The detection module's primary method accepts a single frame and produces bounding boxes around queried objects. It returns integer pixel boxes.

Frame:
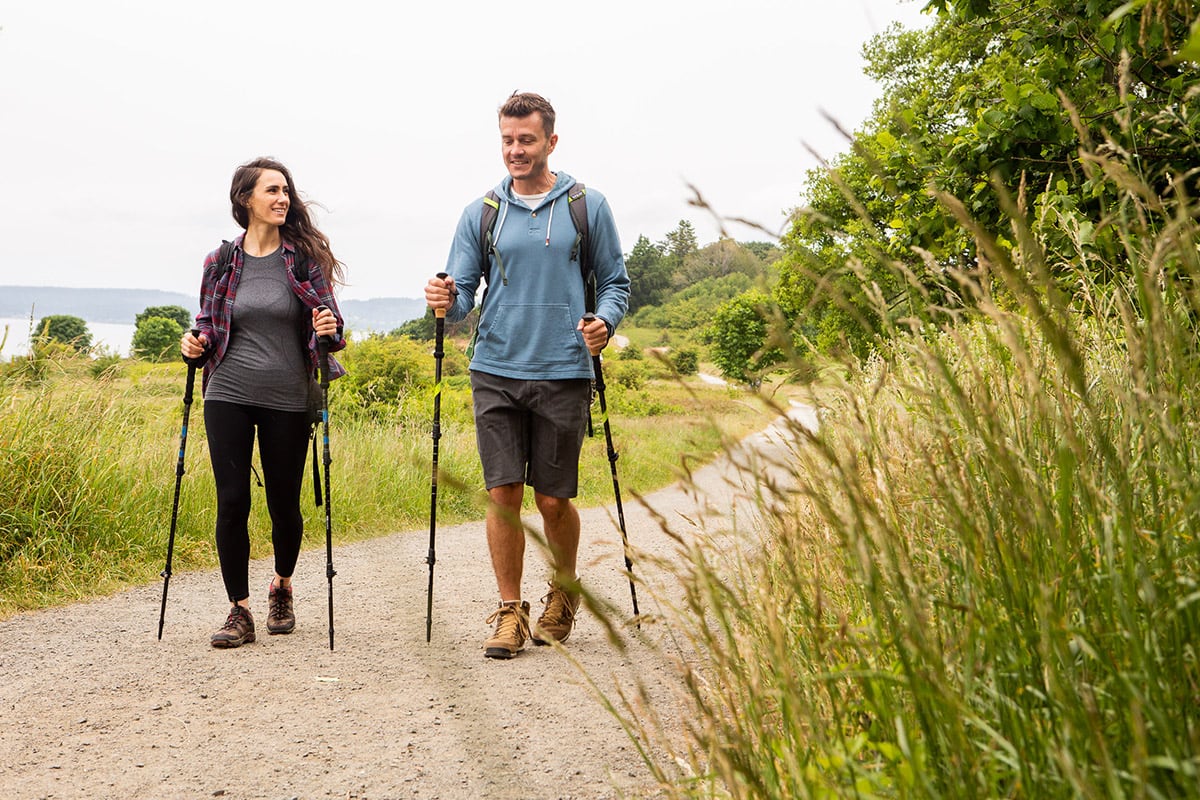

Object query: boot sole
[211,632,256,648]
[484,646,520,659]
[267,622,295,635]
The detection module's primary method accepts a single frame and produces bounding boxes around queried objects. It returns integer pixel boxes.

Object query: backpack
[478,182,595,313]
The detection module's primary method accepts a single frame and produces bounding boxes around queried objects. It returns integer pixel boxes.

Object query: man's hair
[498,91,556,136]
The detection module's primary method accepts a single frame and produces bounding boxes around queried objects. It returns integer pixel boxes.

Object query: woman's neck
[242,223,283,257]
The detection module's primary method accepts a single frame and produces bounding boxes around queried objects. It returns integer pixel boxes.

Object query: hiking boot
[484,601,530,659]
[266,582,295,634]
[532,582,581,645]
[211,605,256,648]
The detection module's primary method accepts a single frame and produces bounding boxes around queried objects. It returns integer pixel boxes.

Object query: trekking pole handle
[434,272,451,320]
[581,312,606,356]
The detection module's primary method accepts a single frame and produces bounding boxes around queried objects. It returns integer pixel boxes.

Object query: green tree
[780,0,1197,354]
[136,305,191,330]
[704,291,782,388]
[676,237,768,287]
[131,317,184,362]
[625,235,670,314]
[392,310,436,341]
[35,315,92,352]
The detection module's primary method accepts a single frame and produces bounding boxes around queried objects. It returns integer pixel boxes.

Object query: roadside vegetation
[0,330,769,617]
[585,1,1200,798]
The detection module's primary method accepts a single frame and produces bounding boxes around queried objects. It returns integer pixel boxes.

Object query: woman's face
[245,169,290,228]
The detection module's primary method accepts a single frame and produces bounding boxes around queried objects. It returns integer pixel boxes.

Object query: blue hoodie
[442,171,630,381]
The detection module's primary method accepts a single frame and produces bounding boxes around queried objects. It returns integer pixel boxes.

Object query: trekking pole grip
[315,306,332,387]
[581,312,605,357]
[434,272,450,321]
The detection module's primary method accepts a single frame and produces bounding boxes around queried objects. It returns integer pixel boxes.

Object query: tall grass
[0,349,765,617]
[601,168,1200,792]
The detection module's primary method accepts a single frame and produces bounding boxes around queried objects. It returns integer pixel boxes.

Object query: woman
[181,157,346,648]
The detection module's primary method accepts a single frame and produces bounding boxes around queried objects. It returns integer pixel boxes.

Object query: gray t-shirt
[205,247,309,412]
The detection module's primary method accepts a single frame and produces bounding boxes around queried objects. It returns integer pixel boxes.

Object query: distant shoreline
[0,317,137,360]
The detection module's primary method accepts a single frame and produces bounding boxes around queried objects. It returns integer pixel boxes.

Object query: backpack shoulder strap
[566,182,595,313]
[217,240,235,277]
[292,249,311,283]
[480,191,501,275]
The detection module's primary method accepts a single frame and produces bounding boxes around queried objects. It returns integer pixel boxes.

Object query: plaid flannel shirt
[193,233,347,395]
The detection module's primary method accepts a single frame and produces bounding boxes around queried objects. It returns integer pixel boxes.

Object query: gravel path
[0,406,812,800]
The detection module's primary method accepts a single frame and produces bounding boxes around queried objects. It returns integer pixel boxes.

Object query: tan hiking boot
[532,582,581,645]
[211,605,256,648]
[484,601,530,659]
[266,582,295,634]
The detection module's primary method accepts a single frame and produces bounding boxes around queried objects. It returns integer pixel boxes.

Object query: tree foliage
[131,317,183,362]
[35,315,92,352]
[778,0,1198,355]
[625,235,671,314]
[136,305,191,330]
[704,291,783,388]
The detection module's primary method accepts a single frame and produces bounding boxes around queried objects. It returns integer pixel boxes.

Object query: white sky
[0,0,929,301]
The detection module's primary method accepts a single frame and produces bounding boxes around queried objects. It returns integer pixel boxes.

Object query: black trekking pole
[316,308,337,651]
[426,273,451,643]
[158,329,202,640]
[583,313,640,620]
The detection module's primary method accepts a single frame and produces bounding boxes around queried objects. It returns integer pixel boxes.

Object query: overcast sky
[0,1,928,302]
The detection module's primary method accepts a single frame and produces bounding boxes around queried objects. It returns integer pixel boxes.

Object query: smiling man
[424,92,630,659]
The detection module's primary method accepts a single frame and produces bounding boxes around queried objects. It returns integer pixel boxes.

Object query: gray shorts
[470,371,592,498]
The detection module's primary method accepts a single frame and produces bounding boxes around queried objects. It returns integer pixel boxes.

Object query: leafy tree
[392,310,436,341]
[132,316,184,362]
[35,315,92,352]
[661,219,699,262]
[625,235,670,314]
[779,0,1197,354]
[676,237,769,288]
[704,291,782,388]
[136,305,191,330]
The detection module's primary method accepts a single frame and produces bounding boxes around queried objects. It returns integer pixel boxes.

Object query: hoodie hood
[495,171,575,207]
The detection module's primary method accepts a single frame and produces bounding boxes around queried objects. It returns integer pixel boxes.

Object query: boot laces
[269,586,291,618]
[221,606,247,631]
[486,603,529,640]
[540,585,576,626]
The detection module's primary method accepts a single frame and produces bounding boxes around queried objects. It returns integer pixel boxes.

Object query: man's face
[500,112,557,184]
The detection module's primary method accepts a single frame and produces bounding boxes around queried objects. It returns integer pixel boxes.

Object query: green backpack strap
[477,181,592,311]
[480,191,504,289]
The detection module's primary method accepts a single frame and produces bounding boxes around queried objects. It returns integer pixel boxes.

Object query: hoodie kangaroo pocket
[480,304,583,367]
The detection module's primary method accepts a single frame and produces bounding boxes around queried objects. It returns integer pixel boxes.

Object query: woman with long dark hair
[181,157,346,648]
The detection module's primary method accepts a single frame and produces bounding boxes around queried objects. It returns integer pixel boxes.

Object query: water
[0,317,138,360]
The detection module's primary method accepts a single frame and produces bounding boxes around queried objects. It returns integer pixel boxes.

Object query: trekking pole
[583,313,640,620]
[158,328,202,640]
[426,273,452,643]
[316,307,337,651]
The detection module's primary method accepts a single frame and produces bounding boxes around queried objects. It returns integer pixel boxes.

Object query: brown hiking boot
[266,582,295,634]
[532,582,581,645]
[211,605,256,648]
[484,601,530,659]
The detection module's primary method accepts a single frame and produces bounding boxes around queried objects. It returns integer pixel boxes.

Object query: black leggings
[204,400,312,603]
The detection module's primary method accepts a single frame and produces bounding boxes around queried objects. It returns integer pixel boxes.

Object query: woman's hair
[229,157,345,286]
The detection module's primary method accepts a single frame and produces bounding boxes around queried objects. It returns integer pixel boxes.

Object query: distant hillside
[0,286,425,334]
[340,297,426,334]
[1,286,196,324]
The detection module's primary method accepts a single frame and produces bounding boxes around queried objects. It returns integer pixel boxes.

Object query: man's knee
[489,482,525,510]
[534,492,573,521]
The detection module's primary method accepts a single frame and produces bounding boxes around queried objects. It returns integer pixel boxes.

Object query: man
[425,92,630,659]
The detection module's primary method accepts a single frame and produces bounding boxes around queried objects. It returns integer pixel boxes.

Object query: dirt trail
[0,407,812,800]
